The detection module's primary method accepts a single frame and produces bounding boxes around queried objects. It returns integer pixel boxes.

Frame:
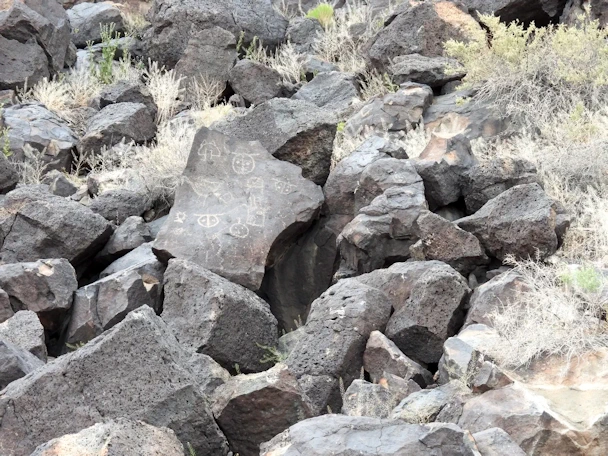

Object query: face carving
[232,154,256,175]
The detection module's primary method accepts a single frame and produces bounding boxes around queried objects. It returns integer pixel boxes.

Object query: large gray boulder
[161,258,277,373]
[0,153,18,194]
[212,363,314,456]
[99,241,159,278]
[293,71,361,118]
[153,127,324,291]
[461,0,568,24]
[0,0,71,89]
[457,183,569,261]
[98,81,158,119]
[88,188,150,224]
[145,0,288,69]
[0,339,44,389]
[0,259,77,336]
[0,310,46,361]
[342,378,413,419]
[95,215,153,265]
[228,59,284,106]
[214,98,337,185]
[389,53,464,88]
[365,1,480,71]
[30,419,185,456]
[66,2,125,48]
[79,102,156,155]
[472,428,526,456]
[3,103,78,172]
[0,186,113,267]
[261,415,480,455]
[0,306,229,456]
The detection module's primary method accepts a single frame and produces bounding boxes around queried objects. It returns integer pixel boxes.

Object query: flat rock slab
[154,127,324,290]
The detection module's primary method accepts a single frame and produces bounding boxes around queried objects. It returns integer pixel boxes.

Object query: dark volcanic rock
[153,127,324,291]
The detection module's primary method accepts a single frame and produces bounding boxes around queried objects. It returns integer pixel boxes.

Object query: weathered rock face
[161,258,277,373]
[41,170,78,197]
[98,81,158,119]
[345,84,433,136]
[0,0,71,89]
[0,154,18,194]
[0,288,13,323]
[365,1,480,71]
[228,59,284,106]
[0,310,46,361]
[88,189,150,224]
[462,0,568,24]
[30,419,185,456]
[79,102,157,155]
[214,98,337,185]
[65,260,164,345]
[212,364,314,456]
[293,71,361,118]
[0,186,113,267]
[0,259,77,336]
[3,104,78,172]
[66,2,125,48]
[0,339,44,389]
[95,215,153,265]
[99,241,159,278]
[285,279,392,413]
[472,428,526,456]
[0,306,229,456]
[286,16,323,53]
[457,183,569,261]
[389,53,465,88]
[261,415,480,455]
[145,0,288,69]
[410,210,489,276]
[363,330,433,387]
[175,26,237,88]
[153,127,324,291]
[342,379,413,419]
[562,0,608,26]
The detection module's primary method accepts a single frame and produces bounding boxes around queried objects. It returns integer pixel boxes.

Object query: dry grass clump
[244,39,305,84]
[487,257,608,368]
[144,61,184,124]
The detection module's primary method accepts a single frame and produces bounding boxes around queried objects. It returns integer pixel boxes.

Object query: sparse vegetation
[89,23,122,84]
[306,3,335,29]
[256,343,287,365]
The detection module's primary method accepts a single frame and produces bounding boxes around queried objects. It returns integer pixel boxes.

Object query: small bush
[307,3,334,29]
[144,60,184,124]
[89,22,122,84]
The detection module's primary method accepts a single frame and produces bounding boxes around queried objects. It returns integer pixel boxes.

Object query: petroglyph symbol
[246,206,266,227]
[195,214,221,228]
[273,179,296,194]
[218,192,234,204]
[188,178,221,198]
[246,176,264,188]
[174,227,185,236]
[197,140,224,162]
[232,153,257,175]
[174,211,187,224]
[229,219,250,238]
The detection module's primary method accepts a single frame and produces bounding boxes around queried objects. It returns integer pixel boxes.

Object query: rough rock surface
[0,310,47,361]
[161,258,277,373]
[472,427,526,456]
[228,59,284,105]
[0,339,44,389]
[153,127,324,290]
[389,53,465,87]
[293,71,360,118]
[30,418,185,456]
[214,98,337,184]
[0,306,229,456]
[67,2,125,48]
[95,215,153,264]
[462,0,568,24]
[88,189,150,224]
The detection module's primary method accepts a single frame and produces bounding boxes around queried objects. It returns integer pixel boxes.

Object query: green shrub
[89,22,122,84]
[307,3,334,29]
[561,265,605,293]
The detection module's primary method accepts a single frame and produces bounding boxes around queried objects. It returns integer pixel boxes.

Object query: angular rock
[342,379,410,419]
[88,189,150,224]
[96,215,153,264]
[0,306,229,456]
[0,259,77,335]
[0,186,113,266]
[413,134,477,210]
[293,71,360,118]
[0,0,71,88]
[392,380,473,424]
[457,183,568,261]
[389,53,465,87]
[463,157,541,214]
[285,278,392,413]
[186,352,232,398]
[65,260,164,345]
[145,0,288,69]
[98,81,157,119]
[302,54,340,78]
[99,241,158,278]
[337,185,427,275]
[30,419,185,456]
[228,59,284,106]
[286,17,323,53]
[41,169,78,197]
[212,363,314,456]
[464,271,529,327]
[0,153,18,194]
[0,339,44,389]
[364,330,433,387]
[462,0,567,24]
[153,127,324,290]
[0,288,14,323]
[175,26,237,88]
[376,261,470,365]
[79,102,156,155]
[261,415,480,455]
[472,428,526,456]
[214,98,337,185]
[67,2,125,48]
[0,310,46,361]
[345,83,433,136]
[365,1,480,70]
[410,210,489,275]
[161,258,277,373]
[3,104,78,171]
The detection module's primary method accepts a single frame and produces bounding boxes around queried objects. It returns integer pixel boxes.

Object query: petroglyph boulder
[153,127,324,290]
